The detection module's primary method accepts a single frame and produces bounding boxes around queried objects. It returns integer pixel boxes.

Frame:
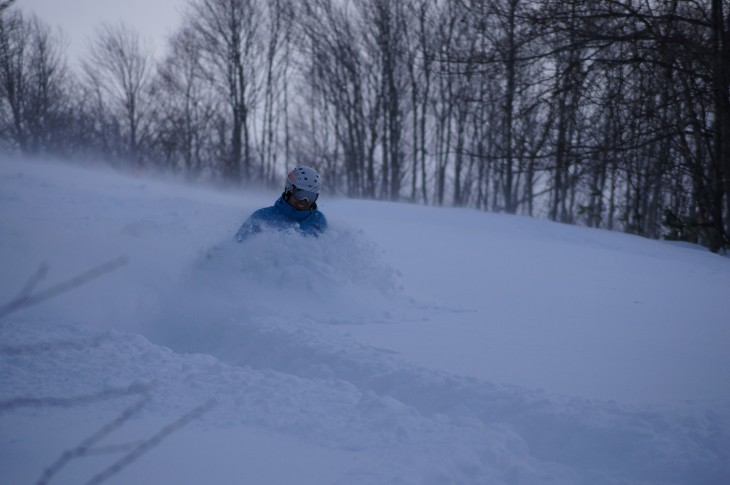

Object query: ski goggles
[292,188,318,203]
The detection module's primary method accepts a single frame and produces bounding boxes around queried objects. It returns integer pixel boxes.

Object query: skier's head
[284,166,321,210]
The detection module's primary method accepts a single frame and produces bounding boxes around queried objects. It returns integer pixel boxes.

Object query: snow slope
[1,157,729,484]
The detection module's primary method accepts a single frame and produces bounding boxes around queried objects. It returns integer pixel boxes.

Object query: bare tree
[83,23,154,166]
[256,0,296,184]
[0,8,33,151]
[403,0,437,203]
[298,0,372,196]
[0,7,70,154]
[155,24,219,176]
[188,0,263,181]
[359,0,411,201]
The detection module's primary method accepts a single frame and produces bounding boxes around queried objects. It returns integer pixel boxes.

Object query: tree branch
[0,256,129,320]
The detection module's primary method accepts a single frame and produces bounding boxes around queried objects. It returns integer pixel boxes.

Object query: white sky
[18,0,187,62]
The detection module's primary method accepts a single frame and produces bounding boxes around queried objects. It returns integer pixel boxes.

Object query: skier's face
[288,188,317,210]
[289,196,312,210]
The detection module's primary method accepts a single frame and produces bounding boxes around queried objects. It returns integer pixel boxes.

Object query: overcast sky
[19,0,187,62]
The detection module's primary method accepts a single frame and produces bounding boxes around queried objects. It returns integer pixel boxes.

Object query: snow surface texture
[1,157,729,484]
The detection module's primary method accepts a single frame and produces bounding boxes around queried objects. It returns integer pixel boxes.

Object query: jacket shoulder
[252,205,281,220]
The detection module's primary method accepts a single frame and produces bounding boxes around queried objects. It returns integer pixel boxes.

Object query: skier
[234,166,328,242]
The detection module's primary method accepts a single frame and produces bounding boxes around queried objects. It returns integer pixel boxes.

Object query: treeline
[1,0,728,252]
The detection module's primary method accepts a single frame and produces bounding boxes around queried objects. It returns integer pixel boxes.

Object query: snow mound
[200,225,401,301]
[147,226,409,357]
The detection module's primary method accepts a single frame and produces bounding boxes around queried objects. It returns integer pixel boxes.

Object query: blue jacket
[235,196,328,242]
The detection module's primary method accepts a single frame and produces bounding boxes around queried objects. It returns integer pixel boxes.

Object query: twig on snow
[84,399,218,485]
[35,397,151,485]
[0,256,129,320]
[0,384,151,414]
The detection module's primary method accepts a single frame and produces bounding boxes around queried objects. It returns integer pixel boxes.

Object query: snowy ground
[1,157,729,484]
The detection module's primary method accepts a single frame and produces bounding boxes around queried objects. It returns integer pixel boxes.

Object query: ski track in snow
[1,158,729,484]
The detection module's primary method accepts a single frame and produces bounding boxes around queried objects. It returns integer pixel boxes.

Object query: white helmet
[285,166,321,194]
